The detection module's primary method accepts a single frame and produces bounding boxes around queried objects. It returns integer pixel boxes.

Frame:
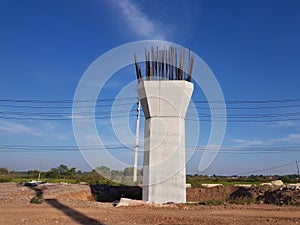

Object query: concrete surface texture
[137,80,194,204]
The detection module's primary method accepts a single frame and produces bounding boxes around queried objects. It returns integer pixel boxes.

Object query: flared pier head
[137,80,194,204]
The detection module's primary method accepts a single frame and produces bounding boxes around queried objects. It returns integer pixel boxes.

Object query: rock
[116,198,132,207]
[271,180,284,187]
[201,184,223,188]
[186,183,192,188]
[116,198,153,207]
[286,183,300,189]
[260,182,273,186]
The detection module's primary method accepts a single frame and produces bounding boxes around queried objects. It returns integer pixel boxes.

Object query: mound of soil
[257,188,300,205]
[55,189,92,201]
[187,185,300,205]
[187,185,237,202]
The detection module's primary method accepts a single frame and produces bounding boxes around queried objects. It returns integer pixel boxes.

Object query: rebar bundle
[135,46,194,83]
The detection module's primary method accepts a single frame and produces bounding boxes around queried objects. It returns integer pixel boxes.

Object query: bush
[30,196,43,204]
[0,167,9,175]
[0,177,12,182]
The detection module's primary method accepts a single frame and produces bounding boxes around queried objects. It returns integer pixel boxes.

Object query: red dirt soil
[0,183,299,225]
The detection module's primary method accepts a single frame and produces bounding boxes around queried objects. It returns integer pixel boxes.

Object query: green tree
[95,166,110,177]
[68,167,76,176]
[27,170,40,177]
[111,170,123,180]
[45,168,59,178]
[138,168,143,176]
[123,167,134,177]
[57,164,69,176]
[0,167,8,175]
[45,164,76,178]
[81,170,107,184]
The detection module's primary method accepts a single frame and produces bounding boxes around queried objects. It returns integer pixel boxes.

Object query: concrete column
[137,80,194,204]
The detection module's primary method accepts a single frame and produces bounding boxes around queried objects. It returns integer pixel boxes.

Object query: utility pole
[133,101,140,183]
[38,160,43,182]
[296,160,300,180]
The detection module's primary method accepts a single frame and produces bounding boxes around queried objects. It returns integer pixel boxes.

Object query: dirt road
[0,183,299,225]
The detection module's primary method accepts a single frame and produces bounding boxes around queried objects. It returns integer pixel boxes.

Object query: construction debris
[271,180,285,187]
[115,198,153,207]
[260,180,285,187]
[201,184,223,188]
[286,183,300,190]
[186,183,192,188]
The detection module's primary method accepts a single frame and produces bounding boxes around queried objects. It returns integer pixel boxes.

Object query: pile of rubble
[187,180,300,205]
[260,180,300,189]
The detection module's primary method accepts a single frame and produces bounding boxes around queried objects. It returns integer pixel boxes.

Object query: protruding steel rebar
[134,53,143,82]
[134,46,194,82]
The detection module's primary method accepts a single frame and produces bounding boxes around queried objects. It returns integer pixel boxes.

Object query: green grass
[7,178,79,184]
[228,198,257,205]
[0,177,127,186]
[286,200,300,206]
[0,177,13,182]
[30,196,43,204]
[1,178,262,187]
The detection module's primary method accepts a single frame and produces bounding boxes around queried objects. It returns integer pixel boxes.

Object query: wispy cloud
[268,133,300,144]
[269,121,296,128]
[232,138,263,147]
[113,0,167,40]
[65,114,91,120]
[232,133,300,147]
[0,120,41,136]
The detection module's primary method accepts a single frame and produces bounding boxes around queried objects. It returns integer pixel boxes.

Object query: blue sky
[0,0,300,175]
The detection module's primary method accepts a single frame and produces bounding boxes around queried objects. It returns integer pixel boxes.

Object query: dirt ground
[0,183,300,225]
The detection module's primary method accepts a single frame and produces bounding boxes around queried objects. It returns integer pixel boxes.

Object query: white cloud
[55,134,69,140]
[65,114,91,120]
[114,0,166,40]
[232,133,300,148]
[269,121,296,128]
[268,133,300,144]
[0,120,41,136]
[232,138,263,147]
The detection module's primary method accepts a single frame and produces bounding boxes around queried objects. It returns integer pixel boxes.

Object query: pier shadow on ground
[28,185,105,225]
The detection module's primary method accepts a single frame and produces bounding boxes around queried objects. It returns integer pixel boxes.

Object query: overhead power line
[0,97,135,103]
[235,161,299,176]
[1,97,300,104]
[193,98,300,104]
[1,144,300,154]
[0,97,300,122]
